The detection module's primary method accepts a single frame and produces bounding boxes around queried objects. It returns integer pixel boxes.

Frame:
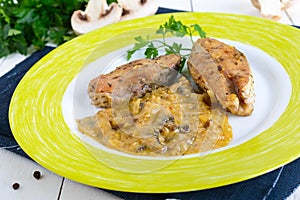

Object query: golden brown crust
[188,38,255,116]
[88,54,182,107]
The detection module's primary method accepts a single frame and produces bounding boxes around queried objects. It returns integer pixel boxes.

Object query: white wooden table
[1,1,300,199]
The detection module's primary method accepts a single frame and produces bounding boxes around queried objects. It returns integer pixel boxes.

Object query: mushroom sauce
[77,77,232,156]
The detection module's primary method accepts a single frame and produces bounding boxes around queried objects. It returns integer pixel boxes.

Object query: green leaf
[191,24,206,38]
[171,42,182,53]
[0,0,87,58]
[156,26,164,35]
[15,9,35,24]
[163,42,182,55]
[12,35,28,55]
[0,47,10,57]
[134,36,147,43]
[0,8,11,24]
[126,36,150,59]
[160,15,188,37]
[107,0,118,5]
[132,41,148,51]
[127,49,136,60]
[144,43,158,59]
[2,24,10,39]
[8,29,22,37]
[165,47,175,55]
[32,38,46,49]
[53,13,63,27]
[126,15,207,62]
[32,20,48,39]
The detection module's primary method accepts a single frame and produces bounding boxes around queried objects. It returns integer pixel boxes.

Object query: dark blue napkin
[0,46,54,158]
[1,7,300,200]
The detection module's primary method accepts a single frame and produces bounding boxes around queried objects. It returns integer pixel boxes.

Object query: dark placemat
[0,46,55,158]
[1,8,300,200]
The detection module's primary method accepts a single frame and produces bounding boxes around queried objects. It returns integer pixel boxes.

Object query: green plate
[9,12,300,193]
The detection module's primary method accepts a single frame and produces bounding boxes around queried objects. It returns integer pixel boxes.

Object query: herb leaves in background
[107,0,118,5]
[127,15,207,70]
[0,0,87,58]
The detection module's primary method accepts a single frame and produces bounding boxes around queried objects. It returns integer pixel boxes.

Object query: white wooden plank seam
[57,178,65,200]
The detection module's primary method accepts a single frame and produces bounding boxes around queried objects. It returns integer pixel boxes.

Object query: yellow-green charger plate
[9,13,300,193]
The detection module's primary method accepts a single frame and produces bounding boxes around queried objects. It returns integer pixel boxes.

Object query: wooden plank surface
[0,149,63,200]
[191,0,292,24]
[286,0,300,25]
[59,179,122,200]
[0,53,26,77]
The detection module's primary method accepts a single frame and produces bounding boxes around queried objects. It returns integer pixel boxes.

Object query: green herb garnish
[0,0,87,58]
[107,0,118,5]
[126,15,207,69]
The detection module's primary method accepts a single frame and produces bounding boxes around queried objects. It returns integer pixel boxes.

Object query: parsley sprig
[0,0,87,58]
[127,15,207,68]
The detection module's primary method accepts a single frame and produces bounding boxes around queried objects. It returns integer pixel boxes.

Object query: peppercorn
[33,171,41,180]
[12,183,20,190]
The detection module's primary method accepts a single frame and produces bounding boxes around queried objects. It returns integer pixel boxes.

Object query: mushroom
[71,0,123,34]
[251,0,298,20]
[118,0,159,21]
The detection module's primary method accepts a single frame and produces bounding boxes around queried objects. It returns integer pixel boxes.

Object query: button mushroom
[118,0,159,21]
[71,0,123,35]
[251,0,298,20]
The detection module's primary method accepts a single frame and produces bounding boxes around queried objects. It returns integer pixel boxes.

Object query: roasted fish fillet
[88,54,181,108]
[187,38,255,116]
